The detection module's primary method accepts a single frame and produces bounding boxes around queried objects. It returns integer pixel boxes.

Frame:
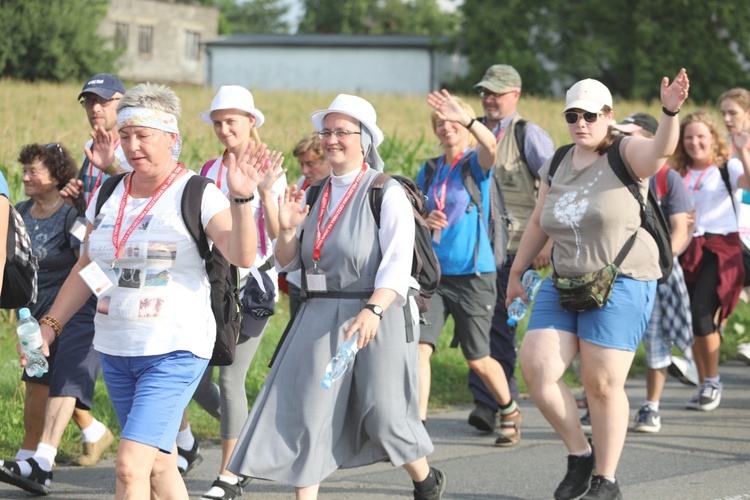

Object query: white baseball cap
[564,79,613,113]
[200,85,265,128]
[310,94,384,146]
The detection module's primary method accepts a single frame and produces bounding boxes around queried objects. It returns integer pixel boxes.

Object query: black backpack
[547,136,673,284]
[422,155,511,273]
[95,173,242,366]
[305,173,441,314]
[0,200,38,309]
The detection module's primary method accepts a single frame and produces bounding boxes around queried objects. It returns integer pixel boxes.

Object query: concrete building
[99,0,219,85]
[205,34,468,95]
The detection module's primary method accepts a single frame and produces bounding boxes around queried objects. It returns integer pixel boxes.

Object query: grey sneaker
[413,467,446,500]
[695,381,722,411]
[633,405,661,433]
[686,383,703,410]
[580,410,591,434]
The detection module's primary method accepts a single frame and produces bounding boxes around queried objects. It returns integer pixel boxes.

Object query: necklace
[31,196,62,230]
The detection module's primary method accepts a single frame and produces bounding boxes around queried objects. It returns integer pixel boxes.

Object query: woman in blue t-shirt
[415,90,521,447]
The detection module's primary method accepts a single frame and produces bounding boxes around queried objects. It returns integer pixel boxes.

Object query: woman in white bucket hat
[187,85,286,500]
[228,94,446,499]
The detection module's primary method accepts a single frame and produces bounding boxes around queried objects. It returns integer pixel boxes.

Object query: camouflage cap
[474,65,522,93]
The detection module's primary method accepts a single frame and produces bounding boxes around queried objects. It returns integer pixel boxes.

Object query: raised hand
[85,125,118,171]
[258,150,286,194]
[225,140,272,198]
[427,89,470,126]
[278,184,309,231]
[733,129,750,153]
[661,68,690,113]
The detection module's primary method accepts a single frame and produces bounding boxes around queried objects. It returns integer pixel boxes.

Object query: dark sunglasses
[564,111,601,125]
[44,143,64,155]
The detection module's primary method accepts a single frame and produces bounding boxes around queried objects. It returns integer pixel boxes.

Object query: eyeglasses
[79,96,121,109]
[478,89,517,99]
[44,143,63,155]
[318,129,361,140]
[564,111,602,125]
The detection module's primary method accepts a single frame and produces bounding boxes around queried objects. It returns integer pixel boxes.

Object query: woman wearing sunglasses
[508,69,689,500]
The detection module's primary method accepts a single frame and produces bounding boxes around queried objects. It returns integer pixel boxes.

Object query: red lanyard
[494,126,508,142]
[301,179,310,191]
[684,167,710,194]
[432,150,466,211]
[313,163,367,262]
[214,150,229,191]
[112,164,183,259]
[86,138,121,207]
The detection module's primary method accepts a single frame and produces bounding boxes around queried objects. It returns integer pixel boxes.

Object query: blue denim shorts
[100,351,209,453]
[527,276,656,352]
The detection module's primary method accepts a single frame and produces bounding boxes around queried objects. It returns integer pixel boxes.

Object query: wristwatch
[364,304,384,319]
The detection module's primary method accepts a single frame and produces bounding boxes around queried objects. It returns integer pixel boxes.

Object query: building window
[185,31,200,61]
[115,23,129,50]
[138,25,153,55]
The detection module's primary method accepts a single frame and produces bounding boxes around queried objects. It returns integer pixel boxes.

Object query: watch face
[368,304,383,316]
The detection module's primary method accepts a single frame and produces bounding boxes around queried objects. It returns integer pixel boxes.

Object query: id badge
[79,260,117,297]
[70,218,87,242]
[432,228,441,244]
[306,266,328,293]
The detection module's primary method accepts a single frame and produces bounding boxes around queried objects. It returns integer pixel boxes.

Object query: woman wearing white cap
[186,85,287,500]
[509,70,689,500]
[29,82,270,499]
[227,94,445,499]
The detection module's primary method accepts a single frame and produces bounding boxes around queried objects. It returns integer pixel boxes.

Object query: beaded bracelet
[230,194,255,204]
[41,315,63,337]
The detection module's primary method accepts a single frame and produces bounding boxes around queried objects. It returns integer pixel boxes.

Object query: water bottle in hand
[321,331,360,389]
[507,270,543,327]
[16,308,49,378]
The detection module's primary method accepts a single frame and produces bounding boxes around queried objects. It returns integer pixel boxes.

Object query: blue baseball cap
[77,73,126,101]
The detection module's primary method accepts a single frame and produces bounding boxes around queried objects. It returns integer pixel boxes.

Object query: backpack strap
[16,199,33,217]
[656,164,671,201]
[513,118,528,172]
[94,173,128,217]
[304,176,329,210]
[368,172,390,227]
[547,144,575,185]
[62,205,79,247]
[199,158,218,178]
[180,175,212,258]
[422,157,439,193]
[719,162,737,214]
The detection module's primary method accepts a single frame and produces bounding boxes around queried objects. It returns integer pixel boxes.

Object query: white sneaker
[737,343,750,365]
[695,382,722,411]
[669,356,699,386]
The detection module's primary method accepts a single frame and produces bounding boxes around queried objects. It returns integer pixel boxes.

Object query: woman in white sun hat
[510,70,689,500]
[188,85,287,500]
[227,94,445,500]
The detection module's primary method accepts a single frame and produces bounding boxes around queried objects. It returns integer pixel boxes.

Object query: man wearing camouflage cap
[467,65,555,442]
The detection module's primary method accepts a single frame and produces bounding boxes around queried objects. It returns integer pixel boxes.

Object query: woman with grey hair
[228,94,445,500]
[24,82,270,499]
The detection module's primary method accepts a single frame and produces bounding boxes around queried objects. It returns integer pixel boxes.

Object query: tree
[214,0,290,34]
[298,0,458,36]
[0,0,117,82]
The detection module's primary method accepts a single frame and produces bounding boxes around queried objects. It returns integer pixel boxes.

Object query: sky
[282,0,463,32]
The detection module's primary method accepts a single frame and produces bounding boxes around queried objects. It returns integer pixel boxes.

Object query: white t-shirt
[687,158,743,236]
[202,156,286,297]
[85,171,229,358]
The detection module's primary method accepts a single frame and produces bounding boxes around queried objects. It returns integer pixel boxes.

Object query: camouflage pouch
[552,263,619,312]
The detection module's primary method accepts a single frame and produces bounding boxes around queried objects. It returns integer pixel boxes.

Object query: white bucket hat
[310,94,384,146]
[564,79,613,113]
[200,85,265,128]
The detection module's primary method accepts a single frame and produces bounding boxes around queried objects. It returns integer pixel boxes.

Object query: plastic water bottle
[16,308,49,378]
[321,331,360,389]
[507,270,543,327]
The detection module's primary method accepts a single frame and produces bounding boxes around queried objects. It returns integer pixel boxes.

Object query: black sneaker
[468,402,497,432]
[201,477,243,499]
[581,475,623,499]
[413,467,446,500]
[0,458,53,495]
[554,440,595,500]
[177,439,203,476]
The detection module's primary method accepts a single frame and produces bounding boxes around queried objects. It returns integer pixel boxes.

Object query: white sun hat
[564,79,613,113]
[199,85,265,128]
[310,94,384,146]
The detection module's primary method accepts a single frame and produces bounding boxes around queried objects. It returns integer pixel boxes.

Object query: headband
[117,107,182,161]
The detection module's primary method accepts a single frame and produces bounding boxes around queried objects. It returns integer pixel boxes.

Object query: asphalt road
[2,361,750,499]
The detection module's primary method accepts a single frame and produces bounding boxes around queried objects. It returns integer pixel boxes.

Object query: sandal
[201,477,243,500]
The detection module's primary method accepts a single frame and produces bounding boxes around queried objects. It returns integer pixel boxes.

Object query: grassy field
[0,78,740,462]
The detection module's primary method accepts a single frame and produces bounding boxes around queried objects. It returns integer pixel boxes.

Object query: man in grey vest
[468,65,555,433]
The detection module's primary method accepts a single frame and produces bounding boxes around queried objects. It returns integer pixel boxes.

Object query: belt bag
[552,232,637,312]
